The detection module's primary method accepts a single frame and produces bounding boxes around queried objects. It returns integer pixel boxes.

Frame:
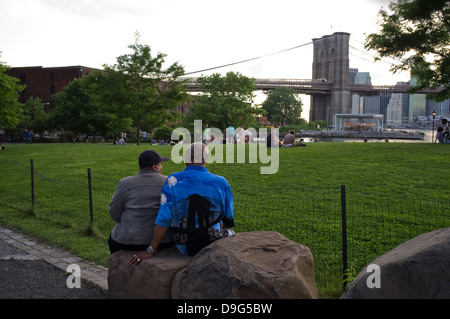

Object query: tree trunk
[136,118,141,145]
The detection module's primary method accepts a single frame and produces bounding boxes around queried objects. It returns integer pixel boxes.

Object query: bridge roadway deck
[183,77,439,95]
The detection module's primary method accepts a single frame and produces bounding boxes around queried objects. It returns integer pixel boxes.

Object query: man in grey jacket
[108,150,174,254]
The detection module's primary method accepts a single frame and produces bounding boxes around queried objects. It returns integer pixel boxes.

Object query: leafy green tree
[0,59,25,129]
[104,34,187,144]
[365,0,450,101]
[262,87,303,126]
[49,71,114,141]
[185,72,261,131]
[20,96,48,141]
[91,69,133,135]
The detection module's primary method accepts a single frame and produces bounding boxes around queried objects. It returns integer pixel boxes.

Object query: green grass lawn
[1,141,449,298]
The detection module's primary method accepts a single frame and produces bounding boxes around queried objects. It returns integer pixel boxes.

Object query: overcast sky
[1,0,409,117]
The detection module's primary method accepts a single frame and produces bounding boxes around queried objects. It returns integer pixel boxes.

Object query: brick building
[6,65,99,108]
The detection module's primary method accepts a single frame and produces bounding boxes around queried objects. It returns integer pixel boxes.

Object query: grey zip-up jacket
[109,169,172,245]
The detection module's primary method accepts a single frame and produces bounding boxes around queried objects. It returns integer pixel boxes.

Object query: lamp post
[432,110,436,143]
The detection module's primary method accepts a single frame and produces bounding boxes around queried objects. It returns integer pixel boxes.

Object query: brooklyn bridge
[184,32,441,126]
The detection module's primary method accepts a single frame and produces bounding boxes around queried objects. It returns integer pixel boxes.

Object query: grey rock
[341,227,450,299]
[171,231,318,299]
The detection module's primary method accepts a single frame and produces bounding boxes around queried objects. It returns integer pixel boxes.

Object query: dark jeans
[108,234,173,254]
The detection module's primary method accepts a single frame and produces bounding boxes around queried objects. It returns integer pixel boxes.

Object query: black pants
[108,234,173,254]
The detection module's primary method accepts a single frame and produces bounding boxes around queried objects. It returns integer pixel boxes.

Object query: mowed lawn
[1,141,449,297]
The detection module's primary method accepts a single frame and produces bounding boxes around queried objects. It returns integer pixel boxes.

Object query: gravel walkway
[0,225,107,299]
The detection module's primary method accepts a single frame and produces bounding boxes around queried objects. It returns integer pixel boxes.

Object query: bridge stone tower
[310,32,351,126]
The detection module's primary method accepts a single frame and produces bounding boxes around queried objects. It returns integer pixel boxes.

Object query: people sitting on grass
[267,129,306,148]
[283,130,307,147]
[118,137,126,145]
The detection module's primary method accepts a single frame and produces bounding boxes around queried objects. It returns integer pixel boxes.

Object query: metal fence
[4,159,450,296]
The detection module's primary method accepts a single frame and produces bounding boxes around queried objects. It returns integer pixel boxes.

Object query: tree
[262,87,303,126]
[0,58,25,129]
[49,71,114,141]
[20,96,48,141]
[365,0,450,101]
[185,72,261,131]
[104,34,187,144]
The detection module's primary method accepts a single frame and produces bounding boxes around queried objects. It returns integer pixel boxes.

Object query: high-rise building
[408,78,427,121]
[350,68,373,114]
[386,92,409,127]
[426,98,450,118]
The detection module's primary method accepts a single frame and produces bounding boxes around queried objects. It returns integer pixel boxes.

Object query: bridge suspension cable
[184,36,404,76]
[185,41,313,75]
[349,37,403,66]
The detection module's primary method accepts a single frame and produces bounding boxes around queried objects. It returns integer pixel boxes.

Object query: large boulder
[341,227,450,299]
[108,231,318,299]
[108,246,192,299]
[171,231,318,299]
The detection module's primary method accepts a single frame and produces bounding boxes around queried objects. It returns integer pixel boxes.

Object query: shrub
[152,126,172,141]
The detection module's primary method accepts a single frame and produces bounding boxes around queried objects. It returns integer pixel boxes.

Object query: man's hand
[128,225,168,266]
[128,251,153,266]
